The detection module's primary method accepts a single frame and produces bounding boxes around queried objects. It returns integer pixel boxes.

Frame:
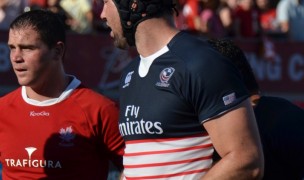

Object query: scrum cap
[113,0,176,46]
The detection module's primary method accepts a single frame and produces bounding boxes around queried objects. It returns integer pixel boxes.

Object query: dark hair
[207,38,260,95]
[10,9,66,49]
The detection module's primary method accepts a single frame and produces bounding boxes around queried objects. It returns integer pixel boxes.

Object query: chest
[0,103,96,169]
[119,65,204,140]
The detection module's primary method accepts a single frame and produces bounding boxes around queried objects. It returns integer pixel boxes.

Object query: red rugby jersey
[0,79,124,180]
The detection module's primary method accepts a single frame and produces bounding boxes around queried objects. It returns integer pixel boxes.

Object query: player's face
[256,0,268,9]
[101,0,128,49]
[8,27,55,87]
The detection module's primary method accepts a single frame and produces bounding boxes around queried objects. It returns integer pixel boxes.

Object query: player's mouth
[14,68,27,74]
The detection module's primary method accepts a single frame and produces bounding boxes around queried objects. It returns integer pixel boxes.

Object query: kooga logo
[30,111,50,117]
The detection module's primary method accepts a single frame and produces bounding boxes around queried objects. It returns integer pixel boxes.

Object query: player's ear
[53,41,65,61]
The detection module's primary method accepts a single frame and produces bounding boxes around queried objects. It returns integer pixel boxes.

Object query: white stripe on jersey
[123,134,213,179]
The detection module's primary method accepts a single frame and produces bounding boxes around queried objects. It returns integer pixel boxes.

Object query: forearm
[201,151,263,180]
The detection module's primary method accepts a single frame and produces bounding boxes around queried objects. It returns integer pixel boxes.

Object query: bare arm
[202,99,264,179]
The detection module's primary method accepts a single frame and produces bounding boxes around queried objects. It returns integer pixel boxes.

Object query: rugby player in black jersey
[101,0,264,179]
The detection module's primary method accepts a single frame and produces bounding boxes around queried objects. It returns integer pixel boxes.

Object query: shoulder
[0,88,22,112]
[167,32,230,74]
[168,32,208,50]
[258,96,304,115]
[70,85,118,110]
[260,96,295,106]
[0,87,21,104]
[169,32,221,59]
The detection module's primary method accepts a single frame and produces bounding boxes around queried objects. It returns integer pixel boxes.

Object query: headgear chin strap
[113,0,176,46]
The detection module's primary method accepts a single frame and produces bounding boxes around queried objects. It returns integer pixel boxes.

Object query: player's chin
[16,76,30,86]
[114,36,129,50]
[17,80,29,86]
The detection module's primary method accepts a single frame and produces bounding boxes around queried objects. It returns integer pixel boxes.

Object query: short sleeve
[186,51,249,123]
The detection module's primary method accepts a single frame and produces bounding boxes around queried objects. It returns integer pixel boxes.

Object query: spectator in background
[29,0,47,10]
[197,0,225,38]
[60,0,93,34]
[46,0,72,31]
[0,0,27,31]
[181,0,201,33]
[256,0,280,36]
[234,0,261,38]
[218,0,238,37]
[256,0,280,59]
[208,38,304,180]
[174,0,189,31]
[276,0,304,41]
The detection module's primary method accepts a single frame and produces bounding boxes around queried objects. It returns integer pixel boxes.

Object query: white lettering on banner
[0,43,10,72]
[288,54,304,81]
[246,53,281,81]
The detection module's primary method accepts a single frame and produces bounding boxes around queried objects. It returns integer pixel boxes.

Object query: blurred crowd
[176,0,304,41]
[0,0,107,34]
[0,0,304,41]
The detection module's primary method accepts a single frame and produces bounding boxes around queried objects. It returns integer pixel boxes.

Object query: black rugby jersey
[119,32,249,179]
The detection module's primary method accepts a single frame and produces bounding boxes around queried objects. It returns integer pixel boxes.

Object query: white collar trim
[22,75,81,106]
[139,45,169,77]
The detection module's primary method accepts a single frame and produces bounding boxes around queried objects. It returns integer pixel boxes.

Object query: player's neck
[135,18,179,57]
[25,73,71,101]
